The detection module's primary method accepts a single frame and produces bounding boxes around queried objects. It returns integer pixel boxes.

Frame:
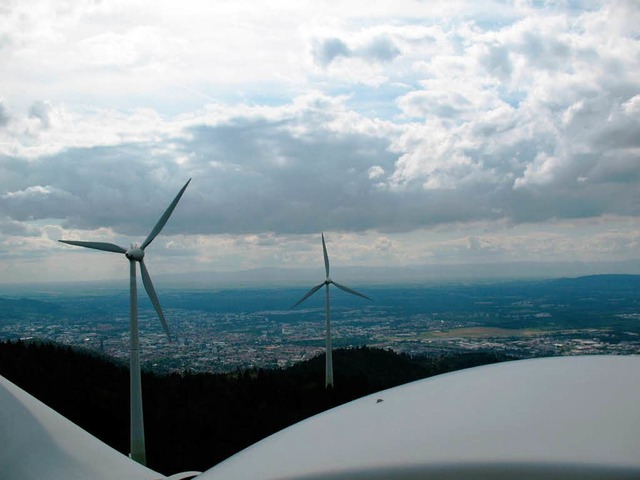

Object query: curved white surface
[198,355,640,480]
[0,375,164,480]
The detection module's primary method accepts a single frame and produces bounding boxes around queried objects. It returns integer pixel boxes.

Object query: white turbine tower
[292,233,371,388]
[58,178,191,466]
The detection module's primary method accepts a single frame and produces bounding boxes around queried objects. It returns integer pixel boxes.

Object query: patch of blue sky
[323,84,414,122]
[533,0,601,13]
[62,89,211,117]
[235,92,296,108]
[119,84,297,117]
[498,87,527,109]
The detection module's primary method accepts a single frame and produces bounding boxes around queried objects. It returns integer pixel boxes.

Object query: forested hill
[0,340,510,475]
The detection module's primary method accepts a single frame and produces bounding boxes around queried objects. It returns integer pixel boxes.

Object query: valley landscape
[1,273,639,474]
[1,274,639,373]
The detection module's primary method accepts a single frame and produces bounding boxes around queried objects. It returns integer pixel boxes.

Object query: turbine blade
[291,283,325,309]
[332,281,372,301]
[58,240,127,254]
[141,179,191,250]
[139,260,172,342]
[322,233,330,278]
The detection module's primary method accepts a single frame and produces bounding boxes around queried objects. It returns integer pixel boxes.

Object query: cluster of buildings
[3,303,639,373]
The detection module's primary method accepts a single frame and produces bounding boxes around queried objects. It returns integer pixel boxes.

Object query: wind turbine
[291,233,371,388]
[58,178,191,466]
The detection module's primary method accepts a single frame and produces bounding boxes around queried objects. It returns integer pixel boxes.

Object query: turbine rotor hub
[325,278,332,284]
[125,246,144,261]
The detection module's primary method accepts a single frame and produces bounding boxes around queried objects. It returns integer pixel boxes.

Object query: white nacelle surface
[197,355,640,480]
[0,375,165,480]
[3,355,639,480]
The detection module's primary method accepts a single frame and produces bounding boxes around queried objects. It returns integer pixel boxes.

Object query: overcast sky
[1,0,639,284]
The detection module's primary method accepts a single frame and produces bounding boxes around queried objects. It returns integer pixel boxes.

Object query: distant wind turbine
[291,233,371,388]
[58,178,191,465]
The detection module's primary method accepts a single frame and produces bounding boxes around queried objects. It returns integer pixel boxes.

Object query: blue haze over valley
[2,269,639,373]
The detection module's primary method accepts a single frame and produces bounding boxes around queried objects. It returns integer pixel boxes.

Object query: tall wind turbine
[58,178,191,465]
[292,233,371,388]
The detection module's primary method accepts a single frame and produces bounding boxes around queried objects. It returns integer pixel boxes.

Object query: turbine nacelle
[125,245,144,261]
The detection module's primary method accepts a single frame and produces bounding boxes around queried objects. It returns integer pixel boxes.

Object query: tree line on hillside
[0,340,511,475]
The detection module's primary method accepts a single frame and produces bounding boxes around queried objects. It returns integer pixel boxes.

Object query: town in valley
[1,275,639,374]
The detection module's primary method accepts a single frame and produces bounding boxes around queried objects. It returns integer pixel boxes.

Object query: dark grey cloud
[0,101,9,127]
[312,34,401,67]
[362,35,401,62]
[1,69,639,239]
[0,217,38,237]
[507,179,637,223]
[517,30,571,71]
[174,120,403,234]
[28,101,51,129]
[0,143,188,238]
[0,113,500,237]
[312,38,351,66]
[1,184,77,221]
[1,103,639,239]
[479,44,512,80]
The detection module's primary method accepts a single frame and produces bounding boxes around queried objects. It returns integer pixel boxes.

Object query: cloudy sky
[1,0,639,284]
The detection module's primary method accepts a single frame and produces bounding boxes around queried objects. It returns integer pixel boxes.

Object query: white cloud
[368,166,385,180]
[0,0,638,283]
[3,185,59,199]
[0,100,10,127]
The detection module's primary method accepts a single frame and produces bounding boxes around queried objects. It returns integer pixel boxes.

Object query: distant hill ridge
[1,269,639,292]
[0,296,62,315]
[0,339,510,475]
[155,264,640,286]
[1,273,638,319]
[549,273,640,288]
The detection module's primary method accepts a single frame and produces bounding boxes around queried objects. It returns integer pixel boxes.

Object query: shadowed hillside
[0,340,511,475]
